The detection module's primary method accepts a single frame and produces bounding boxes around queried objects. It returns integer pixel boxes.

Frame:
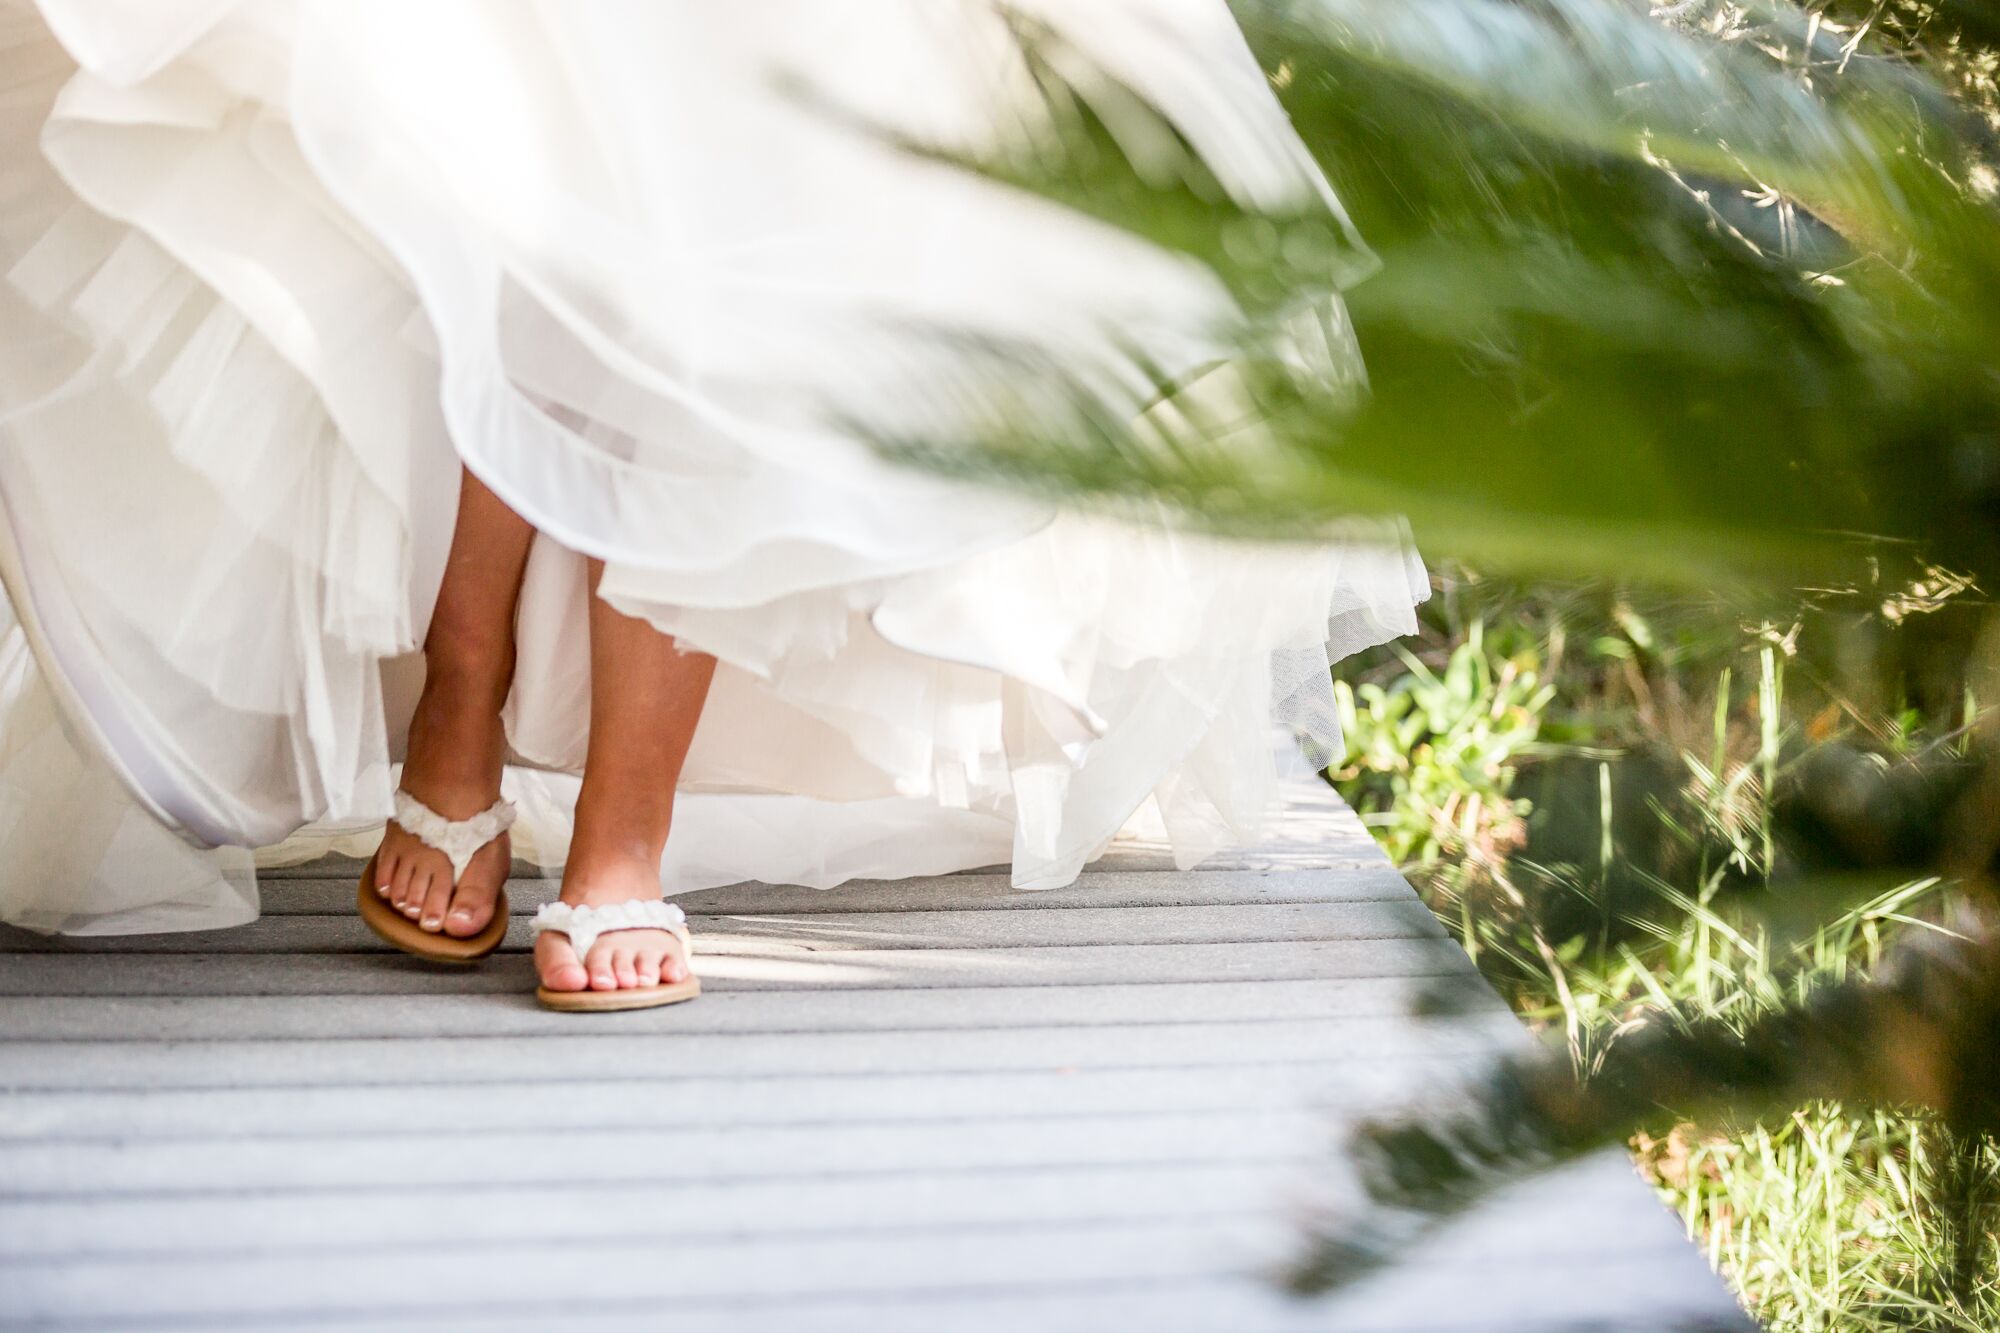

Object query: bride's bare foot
[528,555,713,1003]
[374,651,513,938]
[533,850,692,994]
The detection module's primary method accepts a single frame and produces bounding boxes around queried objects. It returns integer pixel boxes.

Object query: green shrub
[1328,568,1996,1330]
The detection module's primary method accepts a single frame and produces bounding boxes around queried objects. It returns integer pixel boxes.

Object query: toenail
[376,884,391,897]
[449,909,472,922]
[421,917,441,930]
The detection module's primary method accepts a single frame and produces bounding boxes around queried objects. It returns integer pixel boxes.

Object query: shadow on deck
[0,773,1754,1330]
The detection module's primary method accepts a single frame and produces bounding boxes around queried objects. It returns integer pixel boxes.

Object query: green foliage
[1329,624,1549,868]
[1649,1112,2000,1332]
[861,0,2000,1317]
[878,0,2000,589]
[1323,571,1999,1329]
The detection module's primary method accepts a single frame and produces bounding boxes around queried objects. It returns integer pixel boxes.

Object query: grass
[1327,568,1999,1331]
[1648,1112,2000,1329]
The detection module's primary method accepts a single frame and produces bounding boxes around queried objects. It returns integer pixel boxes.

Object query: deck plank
[0,899,1449,953]
[0,976,1514,1040]
[0,770,1753,1330]
[252,866,1418,914]
[0,1154,1666,1260]
[0,1021,1520,1093]
[0,937,1477,995]
[0,1063,1461,1145]
[0,1213,1709,1327]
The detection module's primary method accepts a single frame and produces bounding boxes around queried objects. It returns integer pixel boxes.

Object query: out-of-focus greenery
[882,0,2000,590]
[1329,619,1549,874]
[869,0,2000,1316]
[1326,567,1998,1329]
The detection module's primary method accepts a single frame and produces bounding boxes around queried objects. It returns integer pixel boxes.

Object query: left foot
[374,658,513,939]
[533,851,691,994]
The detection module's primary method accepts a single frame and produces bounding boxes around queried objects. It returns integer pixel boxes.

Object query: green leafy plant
[1330,624,1550,869]
[1323,573,1997,1328]
[877,0,2000,588]
[861,0,2000,1315]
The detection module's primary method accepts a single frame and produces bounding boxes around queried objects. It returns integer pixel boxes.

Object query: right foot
[533,851,692,994]
[373,659,513,939]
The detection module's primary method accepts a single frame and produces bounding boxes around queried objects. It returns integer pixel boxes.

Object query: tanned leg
[374,470,534,937]
[534,560,716,993]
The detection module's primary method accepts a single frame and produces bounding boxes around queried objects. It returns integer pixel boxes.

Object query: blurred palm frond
[869,0,2000,591]
[853,0,2000,1299]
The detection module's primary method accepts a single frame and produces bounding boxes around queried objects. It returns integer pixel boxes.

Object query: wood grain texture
[0,771,1754,1330]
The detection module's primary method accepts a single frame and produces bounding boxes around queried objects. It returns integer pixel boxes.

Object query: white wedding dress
[0,0,1426,934]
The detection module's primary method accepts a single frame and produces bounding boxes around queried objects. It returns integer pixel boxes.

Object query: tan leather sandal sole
[536,975,702,1012]
[356,858,509,964]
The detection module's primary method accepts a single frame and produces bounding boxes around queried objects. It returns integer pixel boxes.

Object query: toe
[611,944,640,989]
[388,858,418,913]
[373,852,397,900]
[401,868,433,920]
[534,934,588,993]
[584,939,621,991]
[444,848,502,938]
[661,934,691,984]
[444,880,497,939]
[633,940,665,986]
[418,871,455,933]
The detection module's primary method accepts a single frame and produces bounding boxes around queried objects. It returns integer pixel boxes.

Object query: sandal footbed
[537,976,702,1012]
[356,851,699,1004]
[356,860,508,964]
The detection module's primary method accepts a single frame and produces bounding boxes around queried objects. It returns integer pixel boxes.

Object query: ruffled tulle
[0,596,258,934]
[0,0,1425,934]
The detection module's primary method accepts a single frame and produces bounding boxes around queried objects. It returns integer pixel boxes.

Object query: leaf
[857,0,2000,591]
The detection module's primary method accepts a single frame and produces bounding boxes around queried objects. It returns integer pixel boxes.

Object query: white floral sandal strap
[390,788,516,885]
[531,900,688,963]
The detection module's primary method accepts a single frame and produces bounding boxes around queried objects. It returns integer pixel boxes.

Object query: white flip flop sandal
[531,899,702,1012]
[356,790,515,964]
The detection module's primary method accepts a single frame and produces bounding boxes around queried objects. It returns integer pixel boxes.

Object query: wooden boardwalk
[0,773,1753,1330]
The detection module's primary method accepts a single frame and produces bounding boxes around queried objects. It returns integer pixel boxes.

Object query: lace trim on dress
[389,789,516,884]
[530,899,689,963]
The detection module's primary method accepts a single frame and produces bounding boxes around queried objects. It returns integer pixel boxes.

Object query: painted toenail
[376,884,391,897]
[421,917,441,930]
[449,909,471,922]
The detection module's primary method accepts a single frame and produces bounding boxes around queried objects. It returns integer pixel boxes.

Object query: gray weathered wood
[0,771,1752,1331]
[0,977,1514,1041]
[0,899,1449,953]
[254,865,1418,914]
[0,1109,1338,1195]
[0,1019,1518,1093]
[0,937,1477,996]
[0,1211,1731,1328]
[0,1063,1458,1145]
[0,1154,1663,1261]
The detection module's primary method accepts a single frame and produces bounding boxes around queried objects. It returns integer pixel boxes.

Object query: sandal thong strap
[531,899,688,963]
[390,789,516,885]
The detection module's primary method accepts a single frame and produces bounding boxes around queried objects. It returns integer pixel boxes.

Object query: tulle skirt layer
[0,0,1425,934]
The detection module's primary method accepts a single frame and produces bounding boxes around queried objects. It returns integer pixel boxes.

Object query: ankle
[560,843,666,905]
[418,646,514,716]
[399,657,514,809]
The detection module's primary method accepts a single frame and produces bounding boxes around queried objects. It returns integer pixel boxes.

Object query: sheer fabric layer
[0,0,1425,933]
